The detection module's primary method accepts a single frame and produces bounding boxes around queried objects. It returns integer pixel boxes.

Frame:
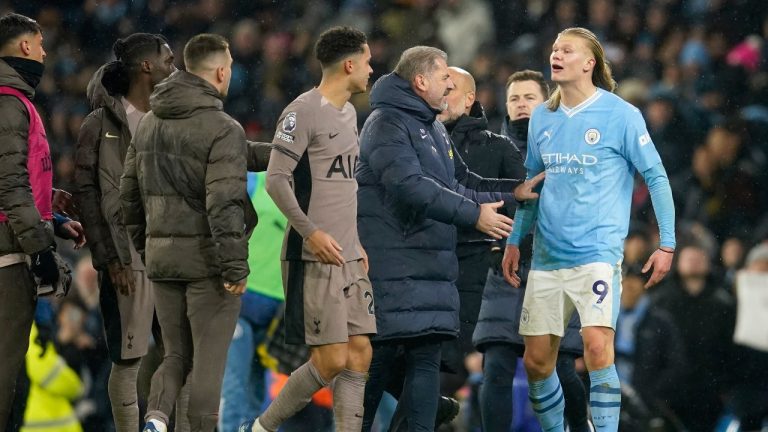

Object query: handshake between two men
[475,171,545,240]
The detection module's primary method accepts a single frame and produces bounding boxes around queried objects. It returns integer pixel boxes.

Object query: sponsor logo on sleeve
[275,131,294,143]
[639,133,651,147]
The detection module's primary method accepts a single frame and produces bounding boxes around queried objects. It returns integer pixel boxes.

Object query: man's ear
[583,58,596,73]
[466,90,476,109]
[141,59,152,73]
[20,39,31,56]
[343,58,354,75]
[217,65,225,84]
[414,74,428,92]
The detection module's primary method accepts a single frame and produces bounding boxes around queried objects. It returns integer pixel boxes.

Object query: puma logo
[313,318,321,334]
[105,132,119,139]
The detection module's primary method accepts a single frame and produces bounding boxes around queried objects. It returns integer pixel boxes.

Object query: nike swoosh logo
[354,414,363,418]
[105,132,119,139]
[329,132,339,139]
[122,400,137,407]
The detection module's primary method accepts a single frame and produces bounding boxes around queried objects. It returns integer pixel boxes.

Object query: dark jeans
[480,343,590,432]
[362,338,442,432]
[0,263,36,427]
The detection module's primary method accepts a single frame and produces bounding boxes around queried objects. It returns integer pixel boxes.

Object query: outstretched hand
[514,172,546,201]
[475,201,514,239]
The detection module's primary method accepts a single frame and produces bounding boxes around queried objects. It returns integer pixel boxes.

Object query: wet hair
[102,33,168,96]
[394,46,447,82]
[0,13,42,51]
[548,27,617,111]
[506,70,550,100]
[314,26,367,68]
[183,33,229,72]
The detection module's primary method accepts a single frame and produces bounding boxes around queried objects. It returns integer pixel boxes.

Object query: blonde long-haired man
[502,27,676,431]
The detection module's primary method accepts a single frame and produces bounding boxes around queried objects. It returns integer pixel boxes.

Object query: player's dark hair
[0,13,42,50]
[314,26,367,68]
[548,27,618,111]
[184,33,229,72]
[506,70,550,100]
[102,33,168,96]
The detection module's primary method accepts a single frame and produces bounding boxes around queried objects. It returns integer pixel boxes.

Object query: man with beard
[357,46,543,431]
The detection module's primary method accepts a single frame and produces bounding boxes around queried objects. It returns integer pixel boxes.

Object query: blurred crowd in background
[3,0,768,430]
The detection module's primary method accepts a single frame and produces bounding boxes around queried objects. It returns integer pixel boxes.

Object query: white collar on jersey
[559,89,602,118]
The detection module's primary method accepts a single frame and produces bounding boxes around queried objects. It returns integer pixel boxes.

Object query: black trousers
[0,263,36,428]
[362,337,443,432]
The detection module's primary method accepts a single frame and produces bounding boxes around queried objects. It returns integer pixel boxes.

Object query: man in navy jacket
[356,46,542,431]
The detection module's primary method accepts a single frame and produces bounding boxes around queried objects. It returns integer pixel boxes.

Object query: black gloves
[31,248,59,285]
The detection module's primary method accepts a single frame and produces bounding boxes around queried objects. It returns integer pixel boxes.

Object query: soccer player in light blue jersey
[501,27,676,432]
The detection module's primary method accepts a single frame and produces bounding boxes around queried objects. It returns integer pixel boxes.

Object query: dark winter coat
[652,277,737,402]
[74,65,138,270]
[447,102,525,245]
[626,302,689,413]
[76,66,270,272]
[473,116,583,355]
[356,72,518,341]
[120,70,259,283]
[0,58,54,256]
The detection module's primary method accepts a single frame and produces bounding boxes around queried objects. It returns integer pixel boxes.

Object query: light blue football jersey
[522,88,662,270]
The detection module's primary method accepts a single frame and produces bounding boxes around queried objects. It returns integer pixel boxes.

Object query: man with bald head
[438,67,525,389]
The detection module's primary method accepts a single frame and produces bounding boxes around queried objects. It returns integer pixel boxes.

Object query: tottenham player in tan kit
[239,26,375,432]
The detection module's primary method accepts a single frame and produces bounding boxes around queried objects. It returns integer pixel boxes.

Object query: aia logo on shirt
[41,153,52,172]
[326,154,358,178]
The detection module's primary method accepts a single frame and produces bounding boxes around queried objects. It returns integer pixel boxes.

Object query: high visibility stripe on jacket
[22,324,83,432]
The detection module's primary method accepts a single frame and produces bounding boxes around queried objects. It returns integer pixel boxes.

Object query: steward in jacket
[21,323,84,432]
